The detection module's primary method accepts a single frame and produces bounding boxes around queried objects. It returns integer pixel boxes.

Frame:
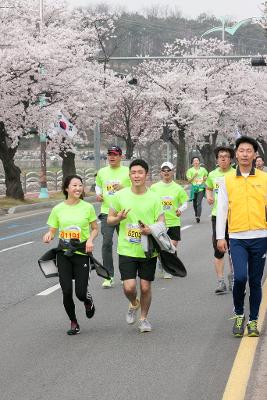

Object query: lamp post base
[38,187,49,199]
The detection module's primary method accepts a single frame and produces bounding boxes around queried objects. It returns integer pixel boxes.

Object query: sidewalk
[0,194,97,216]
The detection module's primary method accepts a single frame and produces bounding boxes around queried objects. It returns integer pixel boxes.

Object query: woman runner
[43,175,98,335]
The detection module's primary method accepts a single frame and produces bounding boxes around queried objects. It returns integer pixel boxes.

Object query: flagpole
[38,0,49,198]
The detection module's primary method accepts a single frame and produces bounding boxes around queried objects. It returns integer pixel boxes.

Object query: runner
[217,136,267,337]
[107,159,164,333]
[95,145,131,288]
[255,155,265,171]
[43,175,98,336]
[206,147,235,294]
[150,161,188,279]
[186,157,208,223]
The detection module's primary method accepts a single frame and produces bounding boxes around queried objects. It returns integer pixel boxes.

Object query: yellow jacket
[225,167,267,233]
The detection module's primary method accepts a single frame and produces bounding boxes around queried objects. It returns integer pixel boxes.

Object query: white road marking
[181,225,192,231]
[37,284,60,296]
[0,241,34,253]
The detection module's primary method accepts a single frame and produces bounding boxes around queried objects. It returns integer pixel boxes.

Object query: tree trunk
[125,136,135,160]
[258,139,267,162]
[170,126,186,180]
[60,151,76,182]
[198,132,218,171]
[0,121,24,200]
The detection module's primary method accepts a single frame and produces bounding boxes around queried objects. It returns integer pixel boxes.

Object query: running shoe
[84,297,95,319]
[231,315,245,337]
[126,298,140,324]
[196,217,200,223]
[247,320,260,337]
[163,272,173,279]
[102,277,114,288]
[228,273,234,292]
[138,319,152,333]
[67,321,80,336]
[215,280,227,294]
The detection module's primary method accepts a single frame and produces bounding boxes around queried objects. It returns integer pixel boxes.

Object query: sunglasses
[161,169,172,172]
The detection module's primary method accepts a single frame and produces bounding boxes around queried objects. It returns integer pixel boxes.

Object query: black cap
[107,145,122,155]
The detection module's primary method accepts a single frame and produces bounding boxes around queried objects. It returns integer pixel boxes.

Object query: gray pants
[99,213,119,277]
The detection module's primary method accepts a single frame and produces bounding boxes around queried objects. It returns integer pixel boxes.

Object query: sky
[69,0,263,20]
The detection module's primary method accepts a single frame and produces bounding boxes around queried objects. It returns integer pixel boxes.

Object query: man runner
[255,155,265,171]
[206,147,235,294]
[95,145,131,288]
[217,136,267,337]
[108,159,164,333]
[186,157,208,223]
[150,161,188,279]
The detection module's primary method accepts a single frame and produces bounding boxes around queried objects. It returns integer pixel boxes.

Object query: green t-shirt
[111,187,163,258]
[186,166,208,191]
[150,181,188,227]
[206,167,235,216]
[47,200,97,242]
[95,165,131,214]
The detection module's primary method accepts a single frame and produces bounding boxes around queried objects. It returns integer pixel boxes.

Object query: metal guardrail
[0,168,96,195]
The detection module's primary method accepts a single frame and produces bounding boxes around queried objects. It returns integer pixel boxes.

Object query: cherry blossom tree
[0,1,115,197]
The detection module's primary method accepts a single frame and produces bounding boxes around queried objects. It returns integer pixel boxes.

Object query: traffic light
[251,57,266,67]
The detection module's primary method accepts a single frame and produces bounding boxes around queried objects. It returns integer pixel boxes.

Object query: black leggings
[57,252,92,322]
[193,190,205,218]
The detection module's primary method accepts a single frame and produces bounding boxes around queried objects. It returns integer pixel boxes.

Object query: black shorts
[119,255,157,281]
[211,216,229,259]
[167,226,181,241]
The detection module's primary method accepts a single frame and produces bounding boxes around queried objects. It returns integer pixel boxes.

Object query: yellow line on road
[222,278,267,400]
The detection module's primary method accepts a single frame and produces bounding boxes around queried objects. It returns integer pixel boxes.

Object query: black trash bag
[159,250,187,277]
[88,254,111,280]
[38,248,58,278]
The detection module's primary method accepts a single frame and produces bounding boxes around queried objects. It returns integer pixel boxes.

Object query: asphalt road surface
[0,202,242,400]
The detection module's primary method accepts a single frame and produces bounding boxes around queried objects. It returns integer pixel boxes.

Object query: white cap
[161,161,174,170]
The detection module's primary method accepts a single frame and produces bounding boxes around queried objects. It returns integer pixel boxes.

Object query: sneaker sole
[139,329,152,333]
[127,319,137,325]
[215,291,227,295]
[233,333,244,338]
[247,332,259,337]
[67,330,80,336]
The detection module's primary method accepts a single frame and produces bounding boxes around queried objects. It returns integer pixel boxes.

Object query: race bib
[59,225,81,241]
[105,180,120,196]
[126,223,141,244]
[195,177,203,185]
[161,196,174,210]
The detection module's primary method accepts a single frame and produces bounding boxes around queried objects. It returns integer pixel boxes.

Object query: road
[0,202,243,400]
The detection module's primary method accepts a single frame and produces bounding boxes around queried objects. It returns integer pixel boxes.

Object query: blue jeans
[99,213,119,277]
[230,238,267,320]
